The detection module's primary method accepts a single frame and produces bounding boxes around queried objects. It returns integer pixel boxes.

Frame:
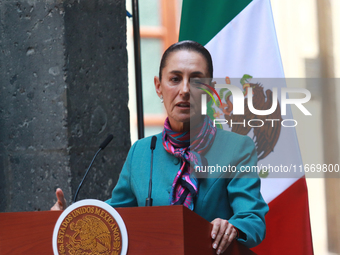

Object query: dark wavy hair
[158,40,213,80]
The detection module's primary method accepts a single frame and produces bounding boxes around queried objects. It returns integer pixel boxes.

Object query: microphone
[145,136,157,206]
[73,134,114,203]
[99,134,114,150]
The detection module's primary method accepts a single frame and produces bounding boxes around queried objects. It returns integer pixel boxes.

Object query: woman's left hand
[211,218,238,254]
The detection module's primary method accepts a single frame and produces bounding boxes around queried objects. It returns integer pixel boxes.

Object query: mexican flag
[179,0,313,254]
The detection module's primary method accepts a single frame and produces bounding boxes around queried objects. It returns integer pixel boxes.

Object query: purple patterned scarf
[162,116,216,210]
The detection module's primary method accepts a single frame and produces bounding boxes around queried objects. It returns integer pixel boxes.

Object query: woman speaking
[52,40,268,254]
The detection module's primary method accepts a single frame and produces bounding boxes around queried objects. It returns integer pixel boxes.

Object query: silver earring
[160,96,163,103]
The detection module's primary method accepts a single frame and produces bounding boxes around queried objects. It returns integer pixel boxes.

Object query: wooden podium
[0,205,256,255]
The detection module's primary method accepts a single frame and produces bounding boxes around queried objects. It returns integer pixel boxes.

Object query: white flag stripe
[205,0,304,203]
[206,0,284,78]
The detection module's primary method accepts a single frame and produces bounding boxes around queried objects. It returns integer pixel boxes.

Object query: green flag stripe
[179,0,253,46]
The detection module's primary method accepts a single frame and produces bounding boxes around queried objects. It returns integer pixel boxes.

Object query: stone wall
[0,0,129,212]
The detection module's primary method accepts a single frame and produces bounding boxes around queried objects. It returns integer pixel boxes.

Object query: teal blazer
[106,129,269,248]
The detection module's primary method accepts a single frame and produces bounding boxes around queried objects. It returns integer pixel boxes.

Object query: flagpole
[132,0,144,139]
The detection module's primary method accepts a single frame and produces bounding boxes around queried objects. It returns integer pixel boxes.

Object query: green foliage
[258,168,269,178]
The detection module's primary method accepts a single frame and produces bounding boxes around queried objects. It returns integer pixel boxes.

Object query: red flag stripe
[251,177,314,254]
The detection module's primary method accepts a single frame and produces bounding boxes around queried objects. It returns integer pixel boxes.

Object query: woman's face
[154,50,210,132]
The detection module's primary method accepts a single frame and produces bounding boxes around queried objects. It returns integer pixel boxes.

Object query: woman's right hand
[50,188,67,210]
